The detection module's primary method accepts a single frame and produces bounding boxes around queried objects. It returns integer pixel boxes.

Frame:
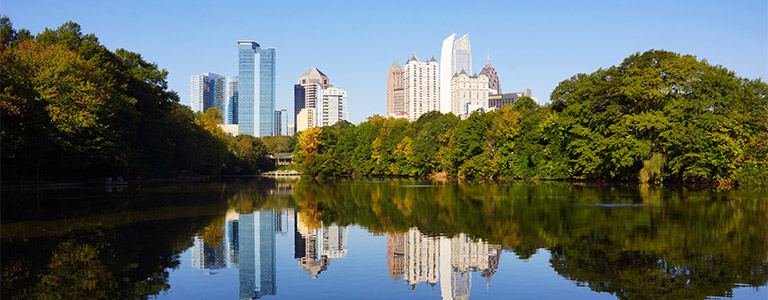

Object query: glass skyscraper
[190,72,226,114]
[238,41,275,137]
[226,76,239,124]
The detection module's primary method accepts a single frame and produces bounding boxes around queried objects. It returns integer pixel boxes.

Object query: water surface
[2,179,766,299]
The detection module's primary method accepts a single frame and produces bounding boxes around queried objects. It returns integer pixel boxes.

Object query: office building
[286,124,295,136]
[453,35,472,76]
[274,109,287,136]
[296,107,316,132]
[294,67,329,129]
[481,56,501,95]
[238,41,275,137]
[403,53,439,121]
[226,76,239,124]
[387,62,405,116]
[319,86,348,127]
[190,72,226,114]
[488,90,532,110]
[440,34,473,113]
[451,70,489,117]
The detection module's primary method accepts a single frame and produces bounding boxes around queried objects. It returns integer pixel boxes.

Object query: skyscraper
[190,72,226,114]
[294,67,329,129]
[453,35,472,76]
[387,61,404,116]
[440,34,473,113]
[226,76,239,124]
[319,86,348,127]
[439,34,457,114]
[274,109,287,136]
[238,41,275,137]
[403,53,439,121]
[481,56,501,95]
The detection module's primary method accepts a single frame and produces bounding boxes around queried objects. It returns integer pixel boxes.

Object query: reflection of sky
[156,210,767,300]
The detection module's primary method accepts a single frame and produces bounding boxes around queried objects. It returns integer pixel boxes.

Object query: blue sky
[3,0,766,124]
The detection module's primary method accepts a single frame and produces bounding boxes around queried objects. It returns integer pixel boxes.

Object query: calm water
[2,179,767,299]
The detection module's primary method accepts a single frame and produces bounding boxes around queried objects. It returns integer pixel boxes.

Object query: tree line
[295,50,768,186]
[0,18,296,181]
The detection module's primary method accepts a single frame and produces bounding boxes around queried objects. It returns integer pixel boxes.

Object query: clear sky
[3,0,766,124]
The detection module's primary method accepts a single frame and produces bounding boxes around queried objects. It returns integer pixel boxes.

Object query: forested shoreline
[2,18,766,187]
[1,18,294,182]
[295,50,768,187]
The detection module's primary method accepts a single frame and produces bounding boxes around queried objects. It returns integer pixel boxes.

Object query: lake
[2,179,766,299]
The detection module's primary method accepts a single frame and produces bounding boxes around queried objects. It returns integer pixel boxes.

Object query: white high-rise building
[439,34,456,114]
[451,70,489,117]
[190,72,226,114]
[403,53,439,122]
[319,86,348,127]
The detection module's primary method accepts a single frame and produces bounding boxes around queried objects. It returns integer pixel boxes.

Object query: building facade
[451,70,489,116]
[238,41,275,137]
[274,109,287,136]
[403,53,439,122]
[190,72,226,114]
[294,68,329,129]
[440,33,473,114]
[488,91,528,110]
[387,61,404,116]
[296,107,316,132]
[453,34,472,76]
[286,124,295,136]
[226,76,239,124]
[481,56,501,95]
[319,86,348,127]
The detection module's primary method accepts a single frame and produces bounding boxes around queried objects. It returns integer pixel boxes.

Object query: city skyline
[3,0,765,124]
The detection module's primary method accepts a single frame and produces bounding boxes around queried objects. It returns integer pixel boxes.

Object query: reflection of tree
[34,241,116,299]
[2,184,234,300]
[293,180,768,297]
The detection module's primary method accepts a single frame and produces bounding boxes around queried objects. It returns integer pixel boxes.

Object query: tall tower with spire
[387,61,404,116]
[481,55,501,95]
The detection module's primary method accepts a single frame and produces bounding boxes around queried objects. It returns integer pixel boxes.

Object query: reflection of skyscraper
[225,211,240,268]
[320,224,348,258]
[481,245,502,285]
[441,234,496,300]
[451,233,489,272]
[296,213,329,278]
[451,270,471,300]
[395,228,503,299]
[238,211,277,299]
[404,228,440,286]
[387,233,405,280]
[190,235,226,271]
[295,212,349,278]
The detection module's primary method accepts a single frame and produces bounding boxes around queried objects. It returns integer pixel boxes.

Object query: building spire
[487,54,490,65]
